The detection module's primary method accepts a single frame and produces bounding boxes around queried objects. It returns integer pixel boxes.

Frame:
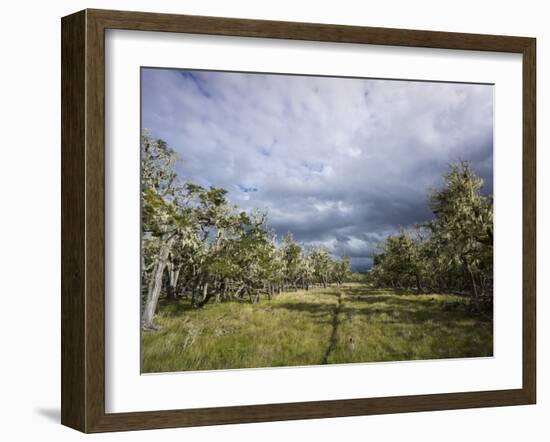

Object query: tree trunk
[252,291,260,304]
[142,236,175,330]
[196,282,214,308]
[179,283,187,299]
[478,273,486,297]
[191,277,202,307]
[438,277,445,294]
[165,262,174,300]
[215,281,225,303]
[222,280,228,300]
[170,265,181,299]
[462,257,479,299]
[165,262,181,300]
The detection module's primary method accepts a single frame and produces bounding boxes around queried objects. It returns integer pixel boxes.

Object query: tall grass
[141,283,492,373]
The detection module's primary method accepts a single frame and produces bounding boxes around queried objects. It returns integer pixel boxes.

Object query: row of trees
[141,133,352,330]
[369,161,493,309]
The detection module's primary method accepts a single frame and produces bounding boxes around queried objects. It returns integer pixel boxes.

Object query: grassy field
[141,283,493,373]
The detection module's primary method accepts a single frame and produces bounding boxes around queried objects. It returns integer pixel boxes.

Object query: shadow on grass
[268,286,492,328]
[158,289,343,317]
[341,286,423,298]
[157,298,196,317]
[159,298,256,317]
[157,287,492,330]
[267,302,336,326]
[343,296,492,326]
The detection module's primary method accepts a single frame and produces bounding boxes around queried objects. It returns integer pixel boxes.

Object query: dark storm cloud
[141,68,493,271]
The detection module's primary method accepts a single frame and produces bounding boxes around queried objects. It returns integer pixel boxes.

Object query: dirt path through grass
[322,290,344,364]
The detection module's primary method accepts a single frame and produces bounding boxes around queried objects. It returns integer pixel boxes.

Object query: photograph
[139,67,494,373]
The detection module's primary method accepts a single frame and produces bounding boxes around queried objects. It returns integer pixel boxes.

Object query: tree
[370,230,424,291]
[141,133,181,330]
[429,161,493,302]
[281,233,302,290]
[333,256,352,285]
[308,245,332,287]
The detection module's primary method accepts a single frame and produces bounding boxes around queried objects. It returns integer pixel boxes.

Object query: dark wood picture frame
[61,8,536,433]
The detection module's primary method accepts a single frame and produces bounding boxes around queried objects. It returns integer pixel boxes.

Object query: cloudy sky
[141,68,493,270]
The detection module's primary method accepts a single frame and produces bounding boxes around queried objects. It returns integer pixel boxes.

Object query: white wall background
[0,0,546,440]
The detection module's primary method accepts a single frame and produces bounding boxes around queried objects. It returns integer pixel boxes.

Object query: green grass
[141,283,493,373]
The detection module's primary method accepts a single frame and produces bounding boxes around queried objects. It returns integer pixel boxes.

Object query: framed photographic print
[61,9,536,433]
